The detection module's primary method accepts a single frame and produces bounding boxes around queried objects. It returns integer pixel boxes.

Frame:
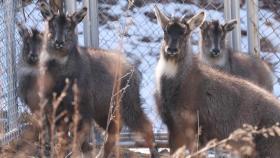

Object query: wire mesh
[97,0,228,133]
[255,0,280,97]
[0,0,20,144]
[0,0,279,148]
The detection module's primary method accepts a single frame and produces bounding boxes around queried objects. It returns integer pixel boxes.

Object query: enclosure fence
[1,0,280,147]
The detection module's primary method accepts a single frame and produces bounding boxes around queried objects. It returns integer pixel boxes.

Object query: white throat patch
[199,52,226,67]
[18,65,38,76]
[155,56,178,91]
[40,50,69,65]
[215,55,227,67]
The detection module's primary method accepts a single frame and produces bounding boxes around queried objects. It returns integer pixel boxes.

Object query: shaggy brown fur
[199,20,273,92]
[17,24,43,112]
[154,7,280,158]
[38,2,158,157]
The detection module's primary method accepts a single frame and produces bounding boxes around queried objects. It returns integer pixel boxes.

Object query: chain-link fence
[1,0,280,147]
[256,0,280,97]
[98,0,229,133]
[1,0,22,144]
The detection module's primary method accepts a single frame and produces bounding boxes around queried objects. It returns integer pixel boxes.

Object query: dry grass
[183,123,280,158]
[2,109,280,158]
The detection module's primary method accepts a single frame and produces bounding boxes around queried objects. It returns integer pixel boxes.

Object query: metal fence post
[247,0,260,56]
[4,0,18,132]
[224,0,232,48]
[83,0,99,48]
[83,0,102,145]
[231,0,241,52]
[65,0,76,14]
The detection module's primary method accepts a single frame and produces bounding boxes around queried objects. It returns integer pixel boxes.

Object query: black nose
[28,53,38,64]
[29,53,38,61]
[167,47,178,54]
[211,48,220,56]
[55,40,64,49]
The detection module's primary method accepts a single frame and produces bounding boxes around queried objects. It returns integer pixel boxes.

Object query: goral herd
[16,1,280,158]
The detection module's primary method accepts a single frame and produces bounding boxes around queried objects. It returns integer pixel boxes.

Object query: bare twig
[186,123,280,158]
[96,63,135,158]
[71,80,81,157]
[38,97,48,158]
[50,79,70,157]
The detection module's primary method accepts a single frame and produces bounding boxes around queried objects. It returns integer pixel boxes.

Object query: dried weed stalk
[71,79,81,157]
[96,61,135,158]
[185,123,280,158]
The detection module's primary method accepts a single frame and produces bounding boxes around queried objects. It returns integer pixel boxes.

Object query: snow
[1,0,280,134]
[129,148,169,154]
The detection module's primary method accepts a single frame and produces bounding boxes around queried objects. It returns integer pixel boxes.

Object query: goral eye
[179,30,184,35]
[25,39,30,45]
[164,25,169,33]
[66,26,72,34]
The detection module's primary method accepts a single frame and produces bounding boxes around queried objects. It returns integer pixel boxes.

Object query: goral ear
[17,22,30,38]
[71,7,87,25]
[187,11,206,31]
[223,19,237,32]
[38,1,54,21]
[200,21,209,30]
[154,5,170,30]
